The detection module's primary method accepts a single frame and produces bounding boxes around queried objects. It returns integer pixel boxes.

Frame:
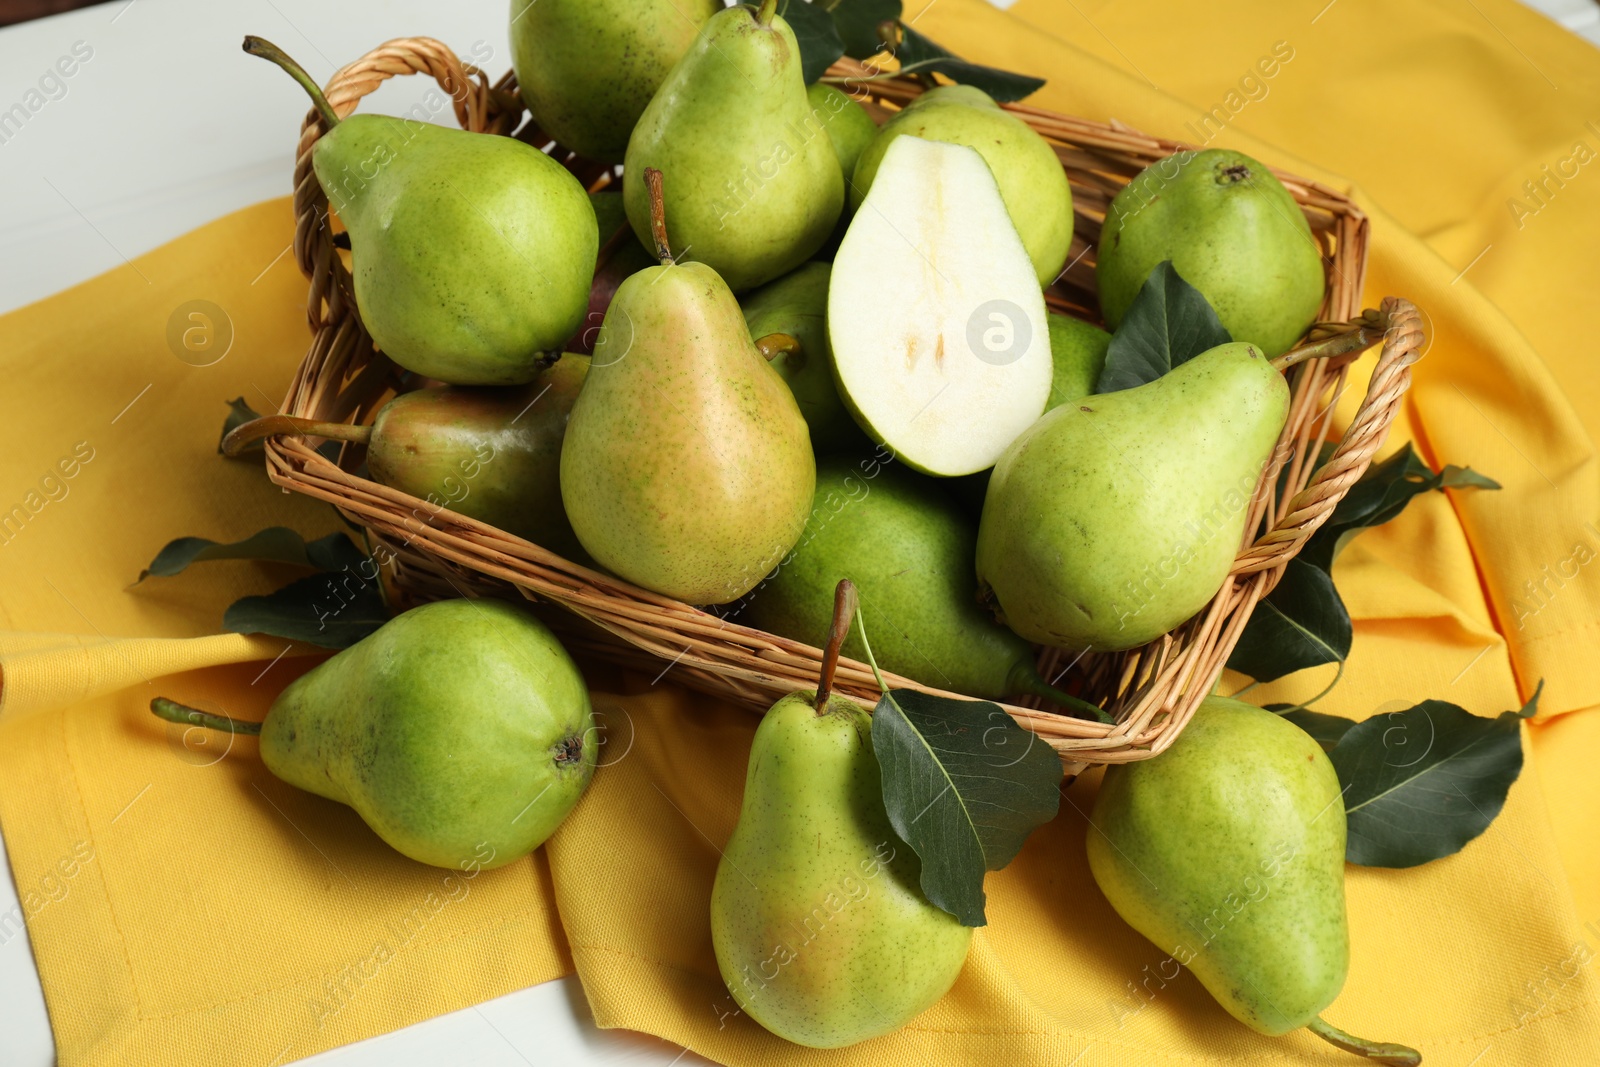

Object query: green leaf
[218,397,263,455]
[781,0,846,84]
[1331,682,1542,868]
[871,688,1062,926]
[1298,444,1499,572]
[1095,262,1232,393]
[831,0,901,59]
[892,25,1045,103]
[1266,703,1355,751]
[224,566,388,649]
[137,527,357,582]
[1226,558,1352,682]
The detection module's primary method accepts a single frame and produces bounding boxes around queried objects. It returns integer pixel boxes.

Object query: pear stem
[243,36,341,130]
[222,414,373,458]
[1306,1017,1421,1066]
[643,167,673,265]
[753,333,802,362]
[150,697,263,736]
[814,579,859,713]
[756,0,779,27]
[1272,310,1391,373]
[1008,662,1114,724]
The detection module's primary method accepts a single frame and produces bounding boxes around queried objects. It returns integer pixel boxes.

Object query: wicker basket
[260,39,1423,772]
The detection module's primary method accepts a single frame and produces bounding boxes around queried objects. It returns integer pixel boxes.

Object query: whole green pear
[740,263,863,451]
[850,84,1073,285]
[366,355,589,560]
[244,37,597,386]
[976,342,1289,650]
[510,0,719,163]
[560,253,815,604]
[807,83,878,190]
[623,1,844,292]
[153,599,596,869]
[1097,148,1326,357]
[712,690,971,1047]
[742,459,1066,704]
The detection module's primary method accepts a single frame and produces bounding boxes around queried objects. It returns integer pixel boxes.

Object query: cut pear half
[829,135,1052,476]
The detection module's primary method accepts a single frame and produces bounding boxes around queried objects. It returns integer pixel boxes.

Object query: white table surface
[1,0,1594,1064]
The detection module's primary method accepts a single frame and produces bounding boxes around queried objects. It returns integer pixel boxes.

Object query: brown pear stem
[754,333,803,362]
[222,414,372,457]
[243,36,341,130]
[150,697,263,736]
[756,0,779,27]
[814,580,859,713]
[643,167,673,265]
[1272,307,1393,373]
[1306,1017,1421,1066]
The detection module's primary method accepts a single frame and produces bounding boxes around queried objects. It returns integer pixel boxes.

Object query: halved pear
[828,135,1052,477]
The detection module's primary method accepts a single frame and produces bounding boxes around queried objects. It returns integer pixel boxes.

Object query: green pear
[742,459,1083,707]
[1088,697,1420,1063]
[807,83,878,190]
[976,341,1289,651]
[1047,312,1112,408]
[740,263,863,452]
[510,0,719,163]
[1098,148,1326,357]
[151,599,595,869]
[560,189,815,604]
[245,37,596,386]
[712,644,970,1046]
[623,0,844,292]
[850,84,1074,285]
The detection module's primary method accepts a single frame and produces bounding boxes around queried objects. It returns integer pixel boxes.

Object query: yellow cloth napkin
[3,0,1599,1064]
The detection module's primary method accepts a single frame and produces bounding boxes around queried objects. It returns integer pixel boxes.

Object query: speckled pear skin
[1097,148,1326,357]
[975,341,1289,651]
[366,355,589,560]
[711,693,972,1048]
[259,599,595,870]
[1087,697,1349,1035]
[739,262,863,450]
[313,114,597,385]
[560,260,814,605]
[510,0,720,163]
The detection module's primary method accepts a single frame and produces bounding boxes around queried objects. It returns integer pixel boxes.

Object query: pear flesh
[1087,696,1350,1035]
[261,599,595,870]
[976,341,1289,651]
[623,4,844,292]
[829,136,1052,477]
[560,260,815,605]
[712,692,972,1047]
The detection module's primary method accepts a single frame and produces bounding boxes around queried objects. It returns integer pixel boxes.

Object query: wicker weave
[259,41,1422,772]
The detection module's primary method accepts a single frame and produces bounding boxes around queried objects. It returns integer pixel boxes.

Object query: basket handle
[1231,296,1426,575]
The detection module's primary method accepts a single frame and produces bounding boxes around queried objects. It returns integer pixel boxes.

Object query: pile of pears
[228,10,1426,1061]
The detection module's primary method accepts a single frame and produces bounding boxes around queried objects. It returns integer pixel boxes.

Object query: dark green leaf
[1095,262,1232,393]
[781,0,846,84]
[893,25,1045,103]
[224,567,388,649]
[871,688,1062,926]
[1298,444,1499,572]
[139,528,365,584]
[831,0,901,59]
[218,397,263,455]
[1266,704,1355,751]
[1332,682,1542,868]
[1227,558,1351,682]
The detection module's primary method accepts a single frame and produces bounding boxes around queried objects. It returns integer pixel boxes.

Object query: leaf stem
[222,415,372,457]
[643,167,673,265]
[1306,1016,1421,1066]
[149,697,263,736]
[1008,661,1113,723]
[242,36,341,129]
[815,579,859,713]
[1266,661,1345,715]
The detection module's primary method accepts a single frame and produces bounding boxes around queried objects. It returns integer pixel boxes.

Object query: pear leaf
[871,688,1062,926]
[1266,703,1354,751]
[224,565,388,649]
[782,0,846,84]
[218,397,263,455]
[831,0,902,59]
[1226,558,1352,682]
[137,528,358,583]
[1298,443,1500,572]
[1095,261,1232,393]
[1331,682,1542,868]
[892,25,1045,103]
